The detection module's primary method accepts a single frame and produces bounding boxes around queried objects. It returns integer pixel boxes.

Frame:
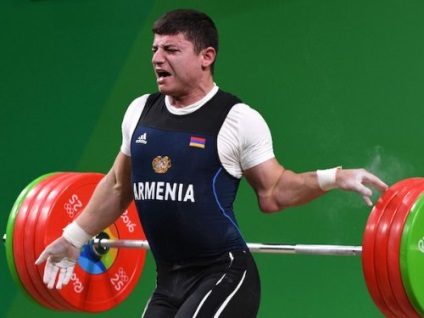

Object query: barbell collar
[92,238,362,256]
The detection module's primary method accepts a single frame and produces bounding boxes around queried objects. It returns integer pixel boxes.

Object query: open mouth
[157,70,171,79]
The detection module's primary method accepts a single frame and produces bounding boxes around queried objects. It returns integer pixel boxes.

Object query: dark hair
[152,9,219,72]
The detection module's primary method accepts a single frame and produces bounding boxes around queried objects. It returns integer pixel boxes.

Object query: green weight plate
[5,173,58,302]
[400,193,424,315]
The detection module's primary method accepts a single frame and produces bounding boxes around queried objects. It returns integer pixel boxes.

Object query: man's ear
[201,47,216,69]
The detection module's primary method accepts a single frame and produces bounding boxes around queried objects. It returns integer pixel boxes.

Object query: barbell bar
[91,238,363,256]
[4,172,424,317]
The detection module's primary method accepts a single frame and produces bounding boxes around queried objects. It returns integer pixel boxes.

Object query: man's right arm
[75,151,133,236]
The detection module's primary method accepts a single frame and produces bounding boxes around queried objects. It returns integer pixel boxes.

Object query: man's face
[152,33,204,98]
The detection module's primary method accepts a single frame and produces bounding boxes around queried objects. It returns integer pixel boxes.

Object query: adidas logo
[136,133,147,144]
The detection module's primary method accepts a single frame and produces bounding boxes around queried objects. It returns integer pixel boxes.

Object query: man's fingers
[43,260,53,284]
[56,268,67,289]
[340,169,386,206]
[35,250,49,265]
[62,267,74,286]
[35,237,79,289]
[360,186,372,198]
[357,184,373,206]
[46,261,60,289]
[42,257,77,289]
[363,195,373,207]
[362,173,389,192]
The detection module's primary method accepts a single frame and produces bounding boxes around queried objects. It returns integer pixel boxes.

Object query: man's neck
[168,79,215,108]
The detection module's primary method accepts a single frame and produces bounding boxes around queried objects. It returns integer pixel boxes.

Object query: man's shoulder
[145,92,165,106]
[217,89,242,103]
[129,93,162,108]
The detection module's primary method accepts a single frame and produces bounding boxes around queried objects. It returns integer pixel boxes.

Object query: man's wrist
[62,222,93,248]
[316,166,342,191]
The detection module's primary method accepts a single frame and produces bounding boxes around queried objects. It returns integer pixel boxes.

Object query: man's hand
[336,168,388,206]
[35,236,81,289]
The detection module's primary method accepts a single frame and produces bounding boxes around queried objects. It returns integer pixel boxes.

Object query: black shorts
[142,250,261,318]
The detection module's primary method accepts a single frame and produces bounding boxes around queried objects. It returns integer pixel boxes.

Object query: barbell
[3,172,424,316]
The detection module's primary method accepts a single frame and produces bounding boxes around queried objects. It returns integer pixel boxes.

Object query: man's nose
[152,49,164,64]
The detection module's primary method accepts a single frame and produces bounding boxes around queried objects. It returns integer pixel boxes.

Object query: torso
[130,90,248,262]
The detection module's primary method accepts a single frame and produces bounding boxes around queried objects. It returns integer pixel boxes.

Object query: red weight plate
[374,182,420,318]
[36,172,146,312]
[362,178,421,317]
[387,179,424,317]
[363,187,398,317]
[34,173,100,308]
[6,172,56,304]
[13,174,64,310]
[26,172,79,311]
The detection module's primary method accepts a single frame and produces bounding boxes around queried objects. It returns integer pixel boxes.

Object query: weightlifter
[35,9,388,317]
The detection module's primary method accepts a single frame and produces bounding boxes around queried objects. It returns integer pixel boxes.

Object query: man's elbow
[258,201,288,214]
